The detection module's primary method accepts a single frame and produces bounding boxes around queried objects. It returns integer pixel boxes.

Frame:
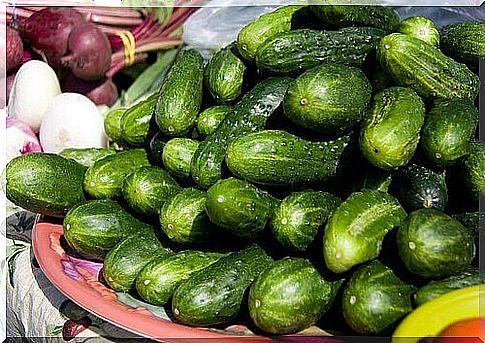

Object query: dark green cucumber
[359,87,425,170]
[378,33,480,100]
[135,250,224,306]
[59,148,116,168]
[5,153,86,218]
[83,149,150,199]
[248,257,340,334]
[420,99,478,166]
[63,199,153,260]
[440,22,485,67]
[162,138,200,180]
[343,260,415,335]
[283,63,372,134]
[196,105,233,139]
[226,130,350,186]
[120,94,157,146]
[369,66,396,92]
[102,232,171,292]
[237,5,304,62]
[122,166,181,217]
[104,108,127,145]
[191,77,292,189]
[323,189,407,274]
[255,27,386,75]
[397,208,475,278]
[398,16,440,47]
[205,178,278,239]
[271,191,341,251]
[154,49,204,137]
[464,141,485,201]
[311,4,400,33]
[393,164,448,212]
[205,44,246,104]
[414,267,483,306]
[148,131,169,165]
[352,169,393,193]
[172,244,274,326]
[452,212,484,238]
[160,188,217,244]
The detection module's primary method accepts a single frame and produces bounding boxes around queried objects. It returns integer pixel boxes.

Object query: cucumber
[311,4,400,33]
[420,99,478,166]
[393,164,448,212]
[323,189,407,274]
[342,261,415,335]
[154,49,204,137]
[440,22,485,67]
[378,33,480,100]
[271,191,341,251]
[205,178,278,239]
[283,63,372,134]
[397,208,475,278]
[414,267,483,306]
[226,130,350,186]
[359,87,425,170]
[83,149,150,199]
[162,138,200,180]
[352,169,393,193]
[122,166,181,217]
[196,105,233,139]
[398,16,440,47]
[464,141,485,201]
[160,188,217,244]
[59,148,116,168]
[5,153,86,218]
[102,232,171,292]
[452,212,484,238]
[255,27,385,75]
[172,244,274,326]
[205,44,246,104]
[104,108,127,145]
[369,66,396,92]
[191,77,292,189]
[248,257,340,334]
[237,5,304,62]
[120,94,157,146]
[148,131,169,165]
[63,199,153,260]
[135,251,224,306]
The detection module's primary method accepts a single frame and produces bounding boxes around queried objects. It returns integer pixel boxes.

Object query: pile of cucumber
[5,4,484,337]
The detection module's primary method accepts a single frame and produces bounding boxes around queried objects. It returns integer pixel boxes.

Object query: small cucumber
[120,94,157,146]
[196,105,233,139]
[104,108,127,145]
[162,138,200,180]
[59,148,116,168]
[398,16,440,47]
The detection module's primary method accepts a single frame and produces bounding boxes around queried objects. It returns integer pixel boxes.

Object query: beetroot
[62,23,112,81]
[62,73,118,106]
[7,27,23,73]
[22,8,84,70]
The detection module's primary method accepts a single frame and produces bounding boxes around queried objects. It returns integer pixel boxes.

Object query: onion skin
[62,73,118,106]
[7,27,23,73]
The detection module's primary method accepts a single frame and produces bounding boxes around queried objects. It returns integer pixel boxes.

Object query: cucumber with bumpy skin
[196,105,233,139]
[162,138,200,180]
[440,22,485,67]
[120,94,157,146]
[398,16,440,47]
[464,141,485,202]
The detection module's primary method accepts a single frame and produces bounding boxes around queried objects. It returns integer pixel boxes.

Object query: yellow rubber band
[117,31,136,66]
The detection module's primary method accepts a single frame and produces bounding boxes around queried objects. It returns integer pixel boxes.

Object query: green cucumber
[440,22,485,67]
[162,138,200,180]
[5,153,86,218]
[397,208,475,278]
[452,212,484,238]
[464,141,485,201]
[102,232,171,292]
[359,87,425,170]
[83,149,150,199]
[122,166,181,217]
[191,77,292,189]
[248,257,340,334]
[59,148,116,168]
[378,33,480,100]
[172,244,274,326]
[255,27,385,75]
[63,199,153,260]
[226,130,350,186]
[323,189,407,274]
[120,94,157,146]
[398,16,440,47]
[369,66,396,92]
[196,105,233,139]
[237,5,304,62]
[154,49,204,137]
[352,169,393,193]
[148,131,169,165]
[205,178,278,239]
[205,44,246,104]
[135,250,225,306]
[283,63,372,134]
[271,191,341,251]
[160,188,217,244]
[343,260,415,335]
[420,99,478,166]
[104,108,127,145]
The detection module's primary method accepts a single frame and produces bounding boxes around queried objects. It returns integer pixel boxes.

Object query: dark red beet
[22,8,84,70]
[63,23,112,82]
[7,27,23,73]
[62,73,118,106]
